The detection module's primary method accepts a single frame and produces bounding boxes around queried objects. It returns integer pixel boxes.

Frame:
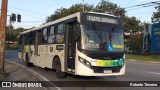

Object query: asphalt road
[5,50,160,90]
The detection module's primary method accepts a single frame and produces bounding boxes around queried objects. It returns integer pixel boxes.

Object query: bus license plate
[104,70,112,73]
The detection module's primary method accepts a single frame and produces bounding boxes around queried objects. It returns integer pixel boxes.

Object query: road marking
[145,71,160,75]
[127,59,160,64]
[6,60,62,90]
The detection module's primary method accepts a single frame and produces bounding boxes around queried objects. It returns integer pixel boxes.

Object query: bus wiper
[109,29,111,43]
[92,23,102,43]
[109,28,114,43]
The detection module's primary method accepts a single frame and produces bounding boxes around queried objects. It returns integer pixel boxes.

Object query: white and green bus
[18,12,125,79]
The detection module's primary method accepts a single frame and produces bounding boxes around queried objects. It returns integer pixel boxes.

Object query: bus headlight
[122,54,125,66]
[78,56,91,68]
[123,54,125,59]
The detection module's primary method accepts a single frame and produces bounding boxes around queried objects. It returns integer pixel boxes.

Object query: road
[5,50,160,90]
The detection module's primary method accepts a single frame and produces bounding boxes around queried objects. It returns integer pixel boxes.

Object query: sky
[0,0,159,29]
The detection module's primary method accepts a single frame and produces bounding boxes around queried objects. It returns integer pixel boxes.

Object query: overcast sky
[0,0,158,28]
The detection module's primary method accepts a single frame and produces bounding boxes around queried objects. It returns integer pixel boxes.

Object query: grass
[126,54,160,62]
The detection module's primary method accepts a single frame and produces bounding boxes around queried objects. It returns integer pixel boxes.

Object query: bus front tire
[25,53,32,67]
[55,57,66,79]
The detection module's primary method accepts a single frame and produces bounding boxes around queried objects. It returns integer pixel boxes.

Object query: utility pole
[82,0,84,12]
[0,0,8,77]
[9,16,13,31]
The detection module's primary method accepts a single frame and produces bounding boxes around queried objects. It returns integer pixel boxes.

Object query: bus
[18,12,125,79]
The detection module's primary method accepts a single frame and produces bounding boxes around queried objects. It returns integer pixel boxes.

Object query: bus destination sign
[86,15,119,24]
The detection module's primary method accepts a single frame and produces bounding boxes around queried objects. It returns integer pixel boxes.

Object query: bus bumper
[76,62,125,76]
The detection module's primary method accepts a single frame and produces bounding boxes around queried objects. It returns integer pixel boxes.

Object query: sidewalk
[0,61,57,90]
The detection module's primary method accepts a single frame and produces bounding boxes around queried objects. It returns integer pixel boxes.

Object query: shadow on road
[66,73,117,80]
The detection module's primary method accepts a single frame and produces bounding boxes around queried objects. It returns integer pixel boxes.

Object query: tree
[46,3,94,22]
[14,27,27,35]
[123,16,143,33]
[95,0,144,33]
[94,0,126,18]
[46,0,145,34]
[127,34,143,53]
[152,6,160,23]
[5,27,27,41]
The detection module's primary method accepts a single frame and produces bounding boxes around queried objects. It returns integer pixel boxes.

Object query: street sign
[151,23,160,53]
[144,23,160,53]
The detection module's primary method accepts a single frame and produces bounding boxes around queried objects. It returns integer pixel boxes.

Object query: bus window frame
[18,35,23,45]
[24,34,28,45]
[55,23,65,44]
[28,31,35,45]
[48,25,56,44]
[41,27,49,44]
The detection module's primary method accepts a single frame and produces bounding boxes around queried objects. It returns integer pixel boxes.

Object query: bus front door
[66,23,76,73]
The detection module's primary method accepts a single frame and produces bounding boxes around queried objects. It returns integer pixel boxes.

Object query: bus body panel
[22,44,65,71]
[76,60,125,76]
[18,52,23,60]
[75,47,125,76]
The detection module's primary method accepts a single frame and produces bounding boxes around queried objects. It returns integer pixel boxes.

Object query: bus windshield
[81,23,124,52]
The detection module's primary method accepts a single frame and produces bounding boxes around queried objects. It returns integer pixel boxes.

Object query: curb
[6,60,61,90]
[127,59,160,64]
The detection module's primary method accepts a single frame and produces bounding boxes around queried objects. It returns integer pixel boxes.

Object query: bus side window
[28,33,31,45]
[19,35,22,45]
[48,26,55,44]
[29,32,35,45]
[56,23,64,44]
[18,35,23,51]
[24,34,28,45]
[50,26,55,34]
[57,23,64,33]
[42,28,48,44]
[38,30,42,45]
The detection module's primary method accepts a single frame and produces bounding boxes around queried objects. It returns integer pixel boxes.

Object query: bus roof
[20,12,118,35]
[20,12,80,35]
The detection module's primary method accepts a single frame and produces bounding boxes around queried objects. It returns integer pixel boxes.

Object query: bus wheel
[55,57,66,79]
[25,53,32,67]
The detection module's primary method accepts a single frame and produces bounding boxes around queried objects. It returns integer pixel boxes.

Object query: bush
[127,34,143,54]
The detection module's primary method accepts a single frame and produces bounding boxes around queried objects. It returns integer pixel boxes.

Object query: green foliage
[46,0,143,33]
[46,0,126,22]
[46,3,94,22]
[127,34,143,53]
[126,54,160,62]
[152,6,160,23]
[152,9,160,23]
[123,16,143,33]
[94,0,126,18]
[5,27,26,50]
[6,27,27,41]
[6,32,17,41]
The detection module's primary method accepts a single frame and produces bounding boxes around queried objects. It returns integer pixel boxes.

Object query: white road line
[127,59,160,64]
[145,71,160,75]
[6,60,62,90]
